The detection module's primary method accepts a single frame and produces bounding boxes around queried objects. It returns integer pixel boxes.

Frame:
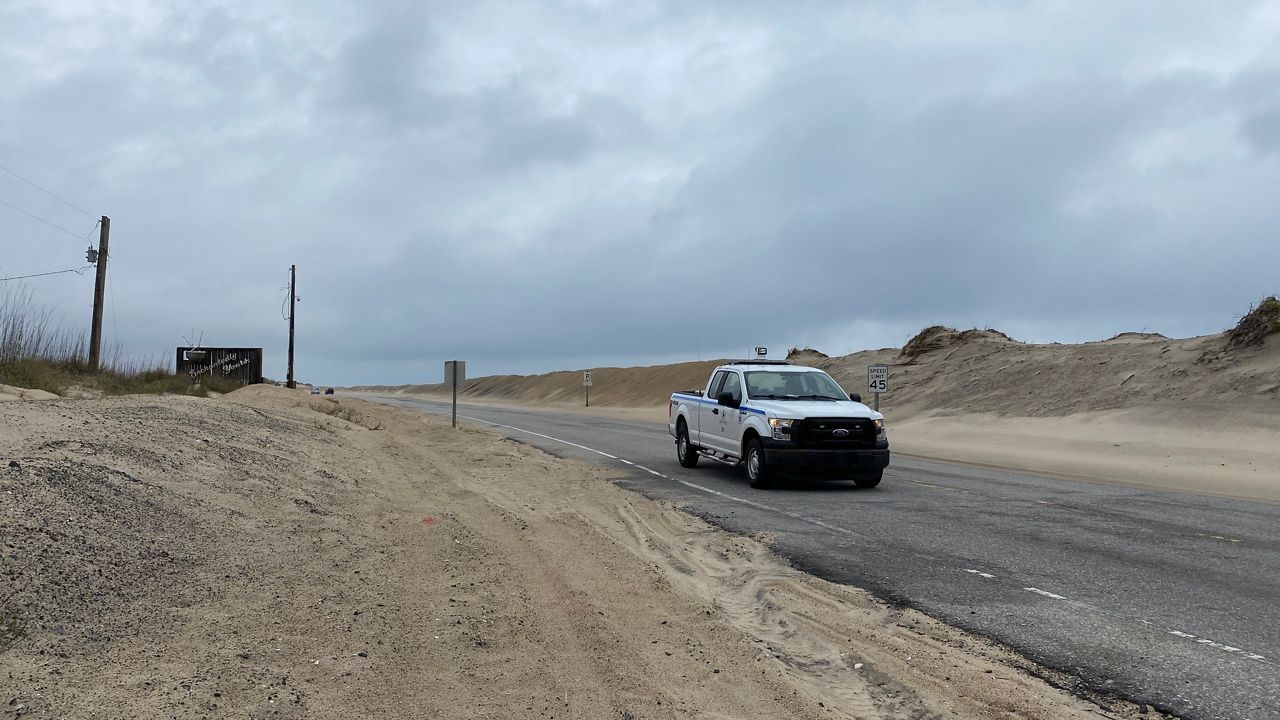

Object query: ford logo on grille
[832,428,850,437]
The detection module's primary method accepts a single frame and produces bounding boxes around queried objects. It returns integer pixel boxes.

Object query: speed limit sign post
[583,371,593,407]
[867,364,888,412]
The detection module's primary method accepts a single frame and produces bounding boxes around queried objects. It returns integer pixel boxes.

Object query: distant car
[311,386,320,395]
[324,388,334,395]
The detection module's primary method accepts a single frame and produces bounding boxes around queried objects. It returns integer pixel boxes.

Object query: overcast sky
[3,1,1279,385]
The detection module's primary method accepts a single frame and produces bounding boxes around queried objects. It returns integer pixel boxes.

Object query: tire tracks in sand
[419,422,1157,720]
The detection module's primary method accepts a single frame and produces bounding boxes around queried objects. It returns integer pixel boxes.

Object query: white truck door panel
[714,372,744,456]
[701,371,728,453]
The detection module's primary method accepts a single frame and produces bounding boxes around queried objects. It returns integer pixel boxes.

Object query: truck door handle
[712,408,719,415]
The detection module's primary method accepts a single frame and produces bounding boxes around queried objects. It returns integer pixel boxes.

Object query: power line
[0,162,96,219]
[280,272,292,320]
[0,197,96,241]
[0,265,94,283]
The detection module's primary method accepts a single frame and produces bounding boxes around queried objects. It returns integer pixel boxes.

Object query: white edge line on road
[672,479,866,539]
[454,411,867,540]
[459,414,620,460]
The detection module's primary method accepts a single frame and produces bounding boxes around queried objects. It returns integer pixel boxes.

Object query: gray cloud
[2,1,1278,384]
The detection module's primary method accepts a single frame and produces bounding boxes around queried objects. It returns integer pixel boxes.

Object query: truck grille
[792,418,877,449]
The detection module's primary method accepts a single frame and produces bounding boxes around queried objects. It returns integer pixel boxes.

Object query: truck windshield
[744,371,848,401]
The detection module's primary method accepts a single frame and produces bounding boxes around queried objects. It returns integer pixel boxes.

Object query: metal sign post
[583,371,593,407]
[867,364,889,412]
[445,360,466,428]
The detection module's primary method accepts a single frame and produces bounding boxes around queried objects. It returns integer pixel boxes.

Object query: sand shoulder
[0,387,1156,719]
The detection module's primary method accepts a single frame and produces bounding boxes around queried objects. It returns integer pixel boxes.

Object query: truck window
[745,371,846,400]
[708,371,727,396]
[720,372,742,403]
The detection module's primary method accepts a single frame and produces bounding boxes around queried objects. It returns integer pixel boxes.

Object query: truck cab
[668,361,889,488]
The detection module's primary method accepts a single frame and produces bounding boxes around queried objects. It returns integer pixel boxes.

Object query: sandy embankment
[355,319,1280,502]
[1,387,1156,719]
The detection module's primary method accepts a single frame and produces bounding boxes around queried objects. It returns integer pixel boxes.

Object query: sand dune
[354,301,1280,501]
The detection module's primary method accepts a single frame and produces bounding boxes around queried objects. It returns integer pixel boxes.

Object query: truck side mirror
[717,392,740,408]
[849,393,862,403]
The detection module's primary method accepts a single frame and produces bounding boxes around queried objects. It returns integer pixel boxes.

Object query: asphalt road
[365,395,1279,720]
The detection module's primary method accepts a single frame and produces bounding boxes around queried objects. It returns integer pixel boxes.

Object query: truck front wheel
[745,437,773,489]
[676,420,700,468]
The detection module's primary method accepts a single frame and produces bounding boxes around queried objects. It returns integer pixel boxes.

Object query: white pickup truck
[668,361,889,489]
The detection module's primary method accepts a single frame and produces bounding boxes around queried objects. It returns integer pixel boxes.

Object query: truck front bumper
[762,444,890,476]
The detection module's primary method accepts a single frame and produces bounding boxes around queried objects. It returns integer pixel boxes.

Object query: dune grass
[0,284,240,397]
[1227,295,1280,348]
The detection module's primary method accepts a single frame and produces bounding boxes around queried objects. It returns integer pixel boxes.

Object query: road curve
[363,394,1279,720]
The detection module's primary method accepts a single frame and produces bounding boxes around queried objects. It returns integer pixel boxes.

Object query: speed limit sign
[867,364,888,394]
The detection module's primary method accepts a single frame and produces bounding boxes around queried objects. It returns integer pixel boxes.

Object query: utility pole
[87,216,110,371]
[287,264,297,389]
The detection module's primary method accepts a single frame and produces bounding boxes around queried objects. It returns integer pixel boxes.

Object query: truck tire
[676,420,700,468]
[745,437,774,489]
[854,470,882,489]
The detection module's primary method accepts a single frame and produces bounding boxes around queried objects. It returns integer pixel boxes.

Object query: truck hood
[745,399,882,421]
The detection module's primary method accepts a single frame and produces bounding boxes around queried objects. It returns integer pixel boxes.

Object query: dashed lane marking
[1167,630,1268,662]
[963,569,996,579]
[1024,587,1069,601]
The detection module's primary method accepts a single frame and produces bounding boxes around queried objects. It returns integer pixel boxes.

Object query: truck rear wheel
[676,420,700,468]
[745,437,774,489]
[854,470,882,489]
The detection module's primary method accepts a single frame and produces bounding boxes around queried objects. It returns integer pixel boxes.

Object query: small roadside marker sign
[583,371,593,387]
[444,360,466,388]
[445,360,466,428]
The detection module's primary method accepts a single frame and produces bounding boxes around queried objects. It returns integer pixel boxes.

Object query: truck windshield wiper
[796,395,838,401]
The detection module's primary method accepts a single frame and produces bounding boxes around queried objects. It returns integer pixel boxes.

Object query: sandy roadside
[2,388,1162,719]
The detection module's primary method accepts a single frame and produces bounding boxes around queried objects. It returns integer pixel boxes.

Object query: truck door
[713,371,745,456]
[700,371,728,452]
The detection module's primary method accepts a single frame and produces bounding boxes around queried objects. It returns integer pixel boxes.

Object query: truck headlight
[769,417,796,440]
[874,418,886,436]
